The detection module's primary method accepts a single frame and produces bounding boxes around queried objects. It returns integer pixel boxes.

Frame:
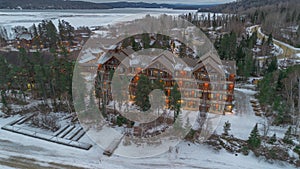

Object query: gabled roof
[98,46,236,77]
[146,52,176,74]
[97,47,131,65]
[17,33,32,41]
[193,58,225,76]
[146,51,194,74]
[193,50,226,75]
[197,51,222,65]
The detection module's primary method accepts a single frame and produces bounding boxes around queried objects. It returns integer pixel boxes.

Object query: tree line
[258,65,300,128]
[0,48,74,114]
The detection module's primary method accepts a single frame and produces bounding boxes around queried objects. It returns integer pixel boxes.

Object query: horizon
[72,0,236,5]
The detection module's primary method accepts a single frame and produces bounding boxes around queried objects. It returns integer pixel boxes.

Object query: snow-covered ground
[216,84,291,140]
[0,88,297,169]
[215,86,263,140]
[0,119,296,169]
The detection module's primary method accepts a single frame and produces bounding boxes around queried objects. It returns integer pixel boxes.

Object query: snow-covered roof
[79,54,97,64]
[97,47,236,77]
[17,33,32,41]
[97,47,135,65]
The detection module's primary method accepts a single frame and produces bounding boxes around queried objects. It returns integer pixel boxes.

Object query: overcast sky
[78,0,236,5]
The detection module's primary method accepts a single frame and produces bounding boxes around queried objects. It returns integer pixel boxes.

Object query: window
[226,105,232,111]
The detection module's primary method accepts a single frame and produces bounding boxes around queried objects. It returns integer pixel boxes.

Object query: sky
[77,0,236,5]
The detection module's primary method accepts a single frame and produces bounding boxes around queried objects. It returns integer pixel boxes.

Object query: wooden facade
[97,47,236,114]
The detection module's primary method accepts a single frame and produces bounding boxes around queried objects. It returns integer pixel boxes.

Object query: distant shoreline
[0,8,198,12]
[0,1,216,11]
[0,7,211,11]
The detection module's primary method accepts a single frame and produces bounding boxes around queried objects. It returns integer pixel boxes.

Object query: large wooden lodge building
[97,46,236,114]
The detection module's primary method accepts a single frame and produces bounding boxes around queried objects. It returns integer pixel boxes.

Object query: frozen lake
[0,8,196,39]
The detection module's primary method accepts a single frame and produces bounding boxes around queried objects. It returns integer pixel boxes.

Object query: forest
[0,20,78,115]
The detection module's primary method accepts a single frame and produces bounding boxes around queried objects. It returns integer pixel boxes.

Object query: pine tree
[65,20,75,45]
[268,133,277,144]
[267,33,273,46]
[141,33,150,49]
[169,83,181,121]
[283,126,293,144]
[44,20,58,49]
[266,57,277,73]
[134,74,151,111]
[223,121,231,136]
[212,13,217,28]
[131,37,140,51]
[58,20,65,42]
[247,123,261,149]
[241,49,254,78]
[31,24,38,37]
[0,55,9,91]
[152,77,164,90]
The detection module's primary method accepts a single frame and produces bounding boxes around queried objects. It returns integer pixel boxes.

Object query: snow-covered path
[214,86,264,140]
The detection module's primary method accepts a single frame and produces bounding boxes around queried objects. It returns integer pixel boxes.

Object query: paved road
[250,25,300,59]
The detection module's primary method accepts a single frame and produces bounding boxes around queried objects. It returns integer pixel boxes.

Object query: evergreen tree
[247,123,261,149]
[217,32,237,60]
[65,20,75,45]
[141,33,150,49]
[223,121,231,136]
[267,33,273,46]
[266,57,278,73]
[283,126,293,144]
[228,32,237,60]
[31,24,40,47]
[169,83,181,121]
[268,133,277,144]
[131,37,140,51]
[212,13,217,28]
[1,90,10,113]
[134,74,151,111]
[32,24,38,37]
[46,20,58,49]
[58,20,65,42]
[240,49,254,78]
[0,55,9,91]
[152,77,164,90]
